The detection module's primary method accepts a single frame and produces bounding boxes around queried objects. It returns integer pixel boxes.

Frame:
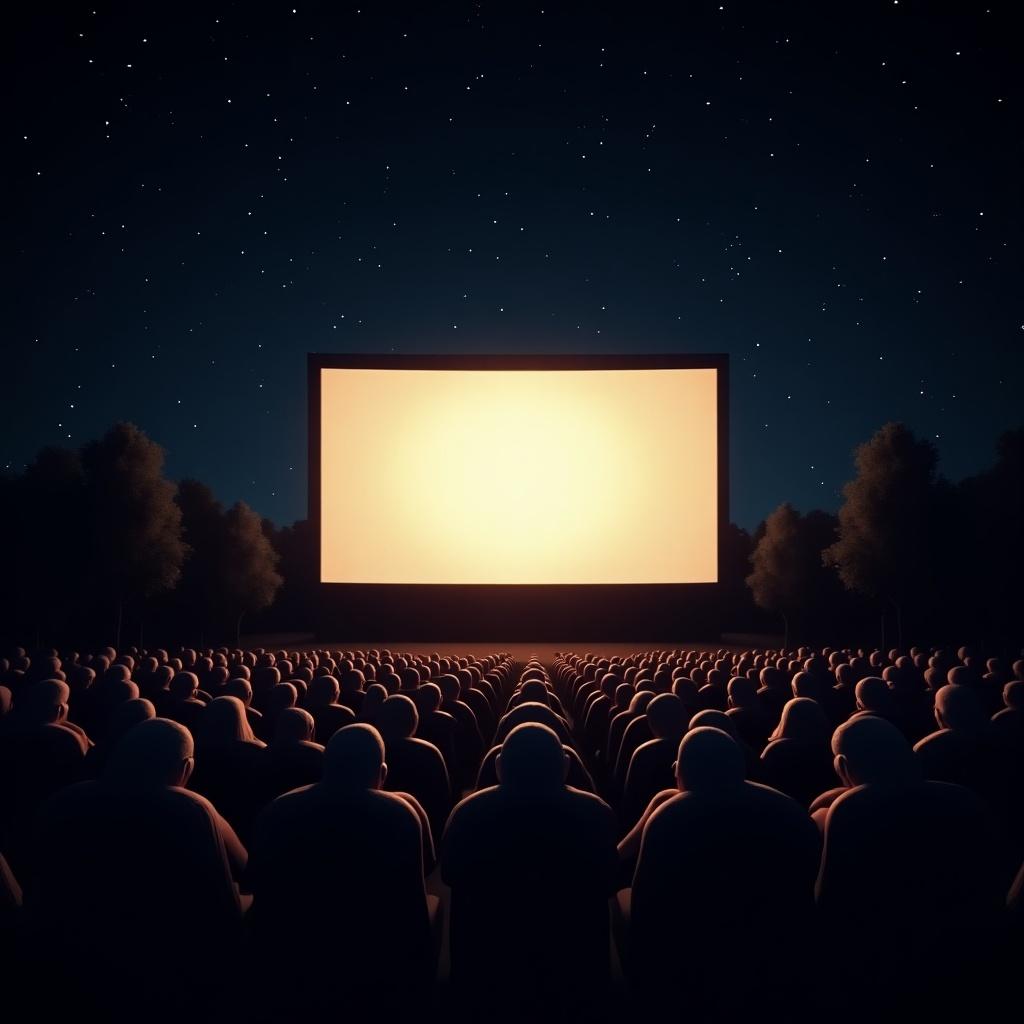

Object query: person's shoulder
[564,785,615,821]
[446,785,499,824]
[913,728,952,753]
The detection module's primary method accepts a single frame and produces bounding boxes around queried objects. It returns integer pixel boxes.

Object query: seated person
[817,715,1004,1019]
[442,723,617,1021]
[263,707,325,800]
[247,724,435,1017]
[622,727,820,1020]
[25,718,246,1023]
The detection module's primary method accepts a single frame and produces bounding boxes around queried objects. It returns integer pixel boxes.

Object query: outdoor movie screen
[316,360,722,585]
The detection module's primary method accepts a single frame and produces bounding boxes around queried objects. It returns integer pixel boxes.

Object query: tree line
[0,420,1020,650]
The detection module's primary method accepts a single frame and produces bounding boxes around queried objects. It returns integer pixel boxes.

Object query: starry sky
[7,3,1021,531]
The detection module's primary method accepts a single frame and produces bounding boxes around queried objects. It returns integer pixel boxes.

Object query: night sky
[8,3,1021,531]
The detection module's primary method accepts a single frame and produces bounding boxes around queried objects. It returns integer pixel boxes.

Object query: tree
[746,504,839,647]
[220,501,283,645]
[80,423,187,648]
[174,479,226,641]
[824,422,939,648]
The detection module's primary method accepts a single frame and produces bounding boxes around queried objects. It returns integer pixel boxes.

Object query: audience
[0,640,1021,1023]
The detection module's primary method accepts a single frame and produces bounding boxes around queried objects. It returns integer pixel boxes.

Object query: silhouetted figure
[263,706,324,800]
[726,674,772,752]
[189,695,268,843]
[374,694,451,842]
[437,673,485,791]
[621,693,688,830]
[623,727,821,1022]
[25,718,246,1023]
[0,679,90,877]
[817,715,1004,1020]
[410,681,458,773]
[442,723,617,1022]
[759,697,837,807]
[913,683,995,798]
[247,724,434,1019]
[303,673,355,745]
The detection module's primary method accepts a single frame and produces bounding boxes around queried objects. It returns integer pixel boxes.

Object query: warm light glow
[320,367,718,584]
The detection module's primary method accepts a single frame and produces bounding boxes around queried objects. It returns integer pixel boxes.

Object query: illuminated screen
[318,365,719,584]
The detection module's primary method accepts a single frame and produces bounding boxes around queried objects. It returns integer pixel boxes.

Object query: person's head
[324,723,386,790]
[614,682,633,710]
[375,694,419,741]
[308,674,340,708]
[411,682,442,715]
[266,681,298,714]
[23,678,71,725]
[727,675,758,709]
[437,674,461,704]
[274,706,316,745]
[934,684,985,734]
[1003,679,1024,711]
[169,671,199,701]
[831,715,919,788]
[223,677,253,705]
[197,695,258,748]
[519,679,552,706]
[105,697,156,744]
[855,676,892,714]
[361,682,388,720]
[340,668,366,695]
[689,708,739,742]
[770,696,828,744]
[496,722,568,792]
[675,727,745,793]
[105,718,194,789]
[646,693,688,740]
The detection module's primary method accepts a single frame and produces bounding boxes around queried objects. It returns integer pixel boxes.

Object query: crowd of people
[0,641,1022,1022]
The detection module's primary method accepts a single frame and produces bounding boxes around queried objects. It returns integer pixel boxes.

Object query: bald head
[832,714,919,787]
[324,723,386,789]
[275,706,316,744]
[935,683,984,733]
[675,727,745,792]
[105,718,194,789]
[496,722,567,791]
[23,678,71,724]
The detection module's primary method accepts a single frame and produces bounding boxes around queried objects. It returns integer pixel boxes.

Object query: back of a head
[169,672,199,701]
[774,696,829,743]
[437,674,461,703]
[689,708,738,741]
[676,727,745,793]
[22,678,71,724]
[855,676,892,713]
[376,694,419,741]
[728,675,758,707]
[832,715,919,787]
[519,679,551,706]
[647,693,687,739]
[275,706,315,745]
[106,697,157,742]
[340,668,366,694]
[496,722,567,791]
[324,723,385,789]
[105,718,193,790]
[308,674,340,707]
[935,683,985,734]
[1003,679,1024,711]
[197,695,253,748]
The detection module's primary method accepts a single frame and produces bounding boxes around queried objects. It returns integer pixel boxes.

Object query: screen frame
[307,352,729,637]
